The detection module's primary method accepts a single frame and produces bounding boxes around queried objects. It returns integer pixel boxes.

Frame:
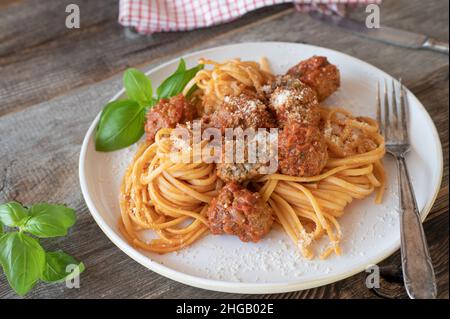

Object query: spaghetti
[120,57,386,259]
[257,109,385,259]
[119,128,221,253]
[183,58,274,114]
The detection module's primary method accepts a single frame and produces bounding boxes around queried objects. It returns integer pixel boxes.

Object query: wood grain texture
[0,0,448,299]
[0,0,292,116]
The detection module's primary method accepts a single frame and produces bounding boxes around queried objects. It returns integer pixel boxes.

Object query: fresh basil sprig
[156,59,204,99]
[123,68,155,107]
[41,251,85,283]
[22,203,76,238]
[0,201,28,227]
[0,201,84,296]
[95,59,203,152]
[0,232,45,296]
[95,100,146,152]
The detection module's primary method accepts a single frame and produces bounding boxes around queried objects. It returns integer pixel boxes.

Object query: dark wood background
[0,0,448,299]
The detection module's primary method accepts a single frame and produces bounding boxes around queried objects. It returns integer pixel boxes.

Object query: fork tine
[376,81,383,134]
[391,78,399,133]
[399,78,409,142]
[384,79,390,141]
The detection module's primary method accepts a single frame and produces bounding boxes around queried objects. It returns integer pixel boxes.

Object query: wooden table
[0,0,448,299]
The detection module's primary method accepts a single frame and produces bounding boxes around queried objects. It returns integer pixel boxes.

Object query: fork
[377,79,437,299]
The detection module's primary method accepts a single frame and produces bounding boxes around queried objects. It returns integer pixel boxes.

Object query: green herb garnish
[95,58,204,152]
[0,201,84,296]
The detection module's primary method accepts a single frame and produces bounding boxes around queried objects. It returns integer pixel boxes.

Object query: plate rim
[79,41,443,294]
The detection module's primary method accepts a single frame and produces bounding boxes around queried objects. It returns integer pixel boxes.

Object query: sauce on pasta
[119,56,386,259]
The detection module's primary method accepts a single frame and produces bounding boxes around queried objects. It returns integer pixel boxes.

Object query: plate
[79,42,443,294]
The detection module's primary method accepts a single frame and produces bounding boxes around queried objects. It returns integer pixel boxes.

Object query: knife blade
[309,11,449,54]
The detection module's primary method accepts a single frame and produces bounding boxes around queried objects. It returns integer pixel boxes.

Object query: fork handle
[397,155,437,299]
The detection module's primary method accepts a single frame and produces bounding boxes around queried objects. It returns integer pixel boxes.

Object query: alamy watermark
[65,4,80,29]
[167,121,279,174]
[65,264,82,289]
[365,4,380,29]
[365,264,380,289]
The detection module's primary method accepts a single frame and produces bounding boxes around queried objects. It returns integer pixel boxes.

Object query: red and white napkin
[119,0,380,35]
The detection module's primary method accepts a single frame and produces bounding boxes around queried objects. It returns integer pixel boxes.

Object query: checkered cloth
[119,0,380,35]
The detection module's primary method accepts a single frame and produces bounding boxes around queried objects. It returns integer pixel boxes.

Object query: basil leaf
[95,100,145,152]
[21,204,76,238]
[175,58,187,73]
[156,59,185,99]
[0,201,28,227]
[0,223,3,234]
[123,68,153,106]
[156,60,203,99]
[183,64,204,94]
[0,232,45,296]
[41,251,85,283]
[156,73,184,100]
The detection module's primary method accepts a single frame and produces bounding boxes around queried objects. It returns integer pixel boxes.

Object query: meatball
[217,130,278,183]
[203,94,277,134]
[145,94,197,142]
[270,86,321,127]
[217,160,261,184]
[262,74,305,98]
[278,123,328,177]
[287,56,340,101]
[207,182,274,242]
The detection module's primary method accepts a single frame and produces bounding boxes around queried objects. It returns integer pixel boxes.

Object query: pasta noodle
[256,115,385,259]
[184,58,274,114]
[120,57,386,259]
[120,128,222,253]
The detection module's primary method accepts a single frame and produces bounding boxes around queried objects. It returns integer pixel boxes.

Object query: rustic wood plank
[0,0,448,299]
[2,0,448,117]
[407,65,449,224]
[0,0,292,116]
[0,0,22,10]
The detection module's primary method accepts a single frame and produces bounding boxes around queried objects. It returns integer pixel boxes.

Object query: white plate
[79,42,443,294]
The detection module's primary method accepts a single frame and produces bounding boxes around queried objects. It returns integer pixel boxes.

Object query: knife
[310,11,449,54]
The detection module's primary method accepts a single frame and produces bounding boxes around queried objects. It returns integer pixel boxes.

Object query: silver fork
[377,79,437,299]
